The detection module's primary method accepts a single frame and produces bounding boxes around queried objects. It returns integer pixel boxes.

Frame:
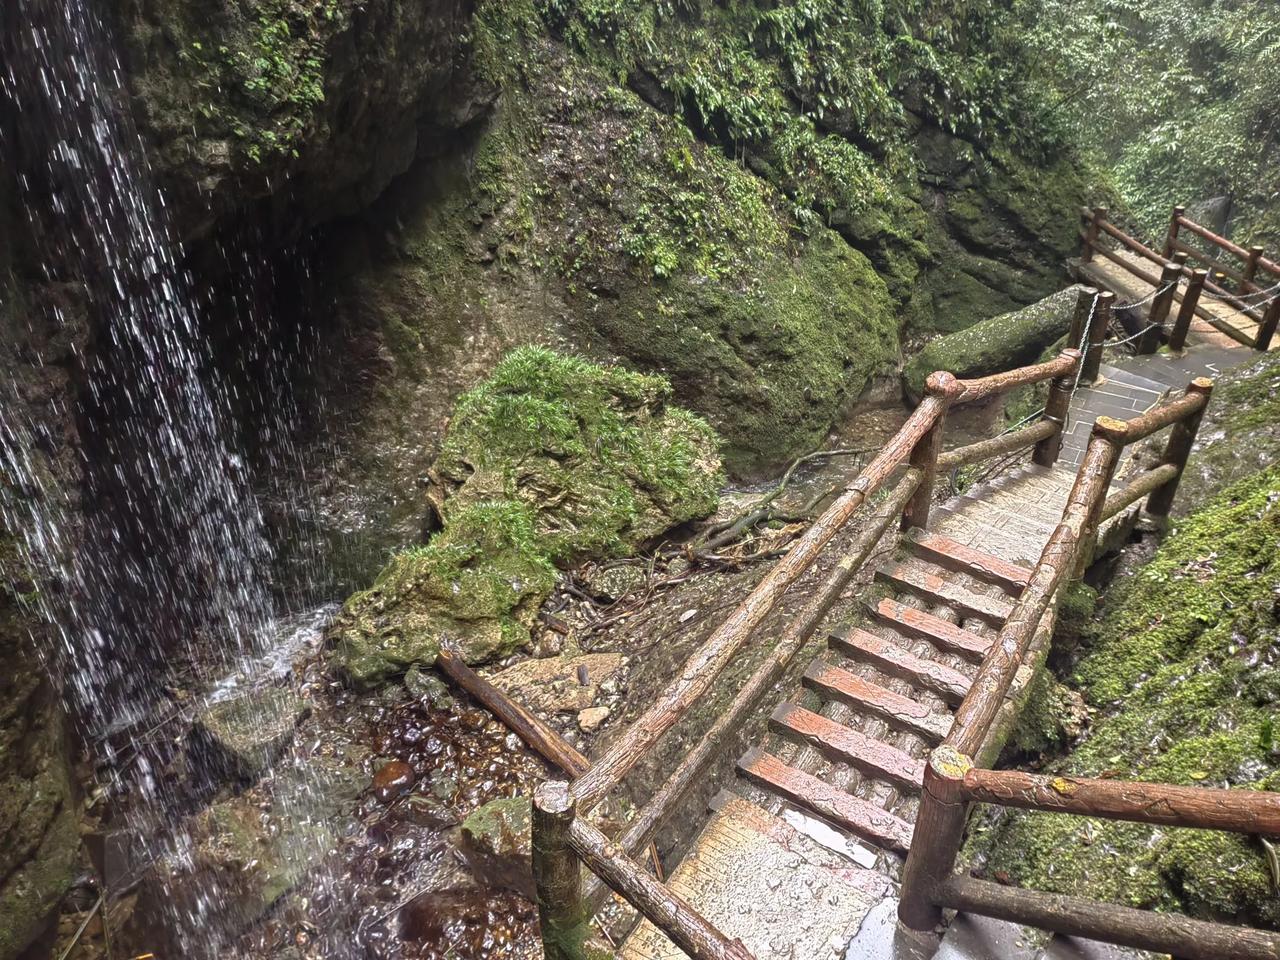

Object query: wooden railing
[1079,204,1280,351]
[531,350,1086,960]
[898,377,1280,960]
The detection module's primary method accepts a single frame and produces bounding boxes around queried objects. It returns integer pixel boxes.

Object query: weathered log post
[1139,260,1183,354]
[899,746,973,936]
[1067,286,1098,351]
[1076,421,1126,575]
[1256,296,1280,353]
[1145,378,1213,518]
[533,781,590,960]
[1080,290,1112,384]
[1242,245,1264,291]
[902,373,958,532]
[1031,349,1082,467]
[1081,207,1107,262]
[1161,204,1185,258]
[1170,268,1208,353]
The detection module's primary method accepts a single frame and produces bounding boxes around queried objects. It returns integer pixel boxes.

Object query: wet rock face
[0,190,84,960]
[458,796,533,898]
[194,687,310,780]
[330,348,722,686]
[110,0,494,239]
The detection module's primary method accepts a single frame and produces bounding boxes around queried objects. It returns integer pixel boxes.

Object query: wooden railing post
[899,746,973,936]
[1076,423,1125,575]
[1140,259,1182,354]
[1242,244,1264,291]
[1145,377,1213,518]
[1080,290,1112,384]
[1067,286,1098,351]
[1081,207,1107,262]
[1161,204,1185,258]
[1031,349,1081,467]
[1170,268,1208,352]
[901,372,958,532]
[533,782,589,960]
[1256,296,1280,352]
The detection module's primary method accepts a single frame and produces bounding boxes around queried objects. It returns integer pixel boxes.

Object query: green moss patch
[331,349,721,685]
[976,466,1280,925]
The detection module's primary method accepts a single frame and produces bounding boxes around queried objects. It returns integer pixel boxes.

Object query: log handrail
[1177,213,1280,279]
[935,876,1280,960]
[959,767,1280,834]
[1077,206,1274,348]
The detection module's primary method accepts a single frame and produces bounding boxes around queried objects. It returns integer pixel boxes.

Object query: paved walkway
[618,334,1255,960]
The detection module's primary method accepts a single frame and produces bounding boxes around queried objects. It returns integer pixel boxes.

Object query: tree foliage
[1018,0,1280,246]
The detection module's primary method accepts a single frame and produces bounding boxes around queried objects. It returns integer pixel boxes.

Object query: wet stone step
[870,598,993,663]
[737,748,915,853]
[904,530,1034,596]
[829,628,972,705]
[769,702,924,791]
[802,661,952,742]
[876,560,1015,626]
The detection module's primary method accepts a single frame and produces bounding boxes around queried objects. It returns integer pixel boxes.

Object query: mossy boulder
[430,347,722,559]
[331,500,560,686]
[331,349,721,686]
[459,796,534,897]
[976,466,1280,925]
[901,285,1085,402]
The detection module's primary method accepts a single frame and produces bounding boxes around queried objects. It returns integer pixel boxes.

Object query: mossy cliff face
[330,348,721,686]
[111,0,493,236]
[319,40,898,489]
[976,466,1280,926]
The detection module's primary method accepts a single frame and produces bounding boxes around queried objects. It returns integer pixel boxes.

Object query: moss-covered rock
[1172,350,1280,513]
[331,349,721,685]
[114,0,494,236]
[459,796,534,897]
[332,500,560,685]
[901,285,1085,402]
[431,347,722,560]
[976,466,1280,926]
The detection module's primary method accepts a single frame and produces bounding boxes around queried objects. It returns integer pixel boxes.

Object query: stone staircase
[618,341,1251,960]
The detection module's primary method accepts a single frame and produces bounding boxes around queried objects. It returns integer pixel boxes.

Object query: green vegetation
[331,349,722,685]
[176,0,353,162]
[1019,0,1280,246]
[977,466,1280,925]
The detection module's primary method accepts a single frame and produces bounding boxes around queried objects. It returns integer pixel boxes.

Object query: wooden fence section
[897,378,1280,959]
[532,350,1089,960]
[1078,205,1280,351]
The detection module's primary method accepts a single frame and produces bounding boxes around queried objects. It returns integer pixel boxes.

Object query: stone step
[803,661,952,742]
[770,702,924,791]
[737,748,915,853]
[875,560,1015,626]
[870,598,993,663]
[904,528,1033,595]
[830,627,972,705]
[618,792,892,959]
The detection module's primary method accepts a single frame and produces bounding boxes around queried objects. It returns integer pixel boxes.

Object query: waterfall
[1,1,338,954]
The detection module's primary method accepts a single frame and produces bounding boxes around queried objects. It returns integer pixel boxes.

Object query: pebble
[371,760,416,804]
[576,706,611,733]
